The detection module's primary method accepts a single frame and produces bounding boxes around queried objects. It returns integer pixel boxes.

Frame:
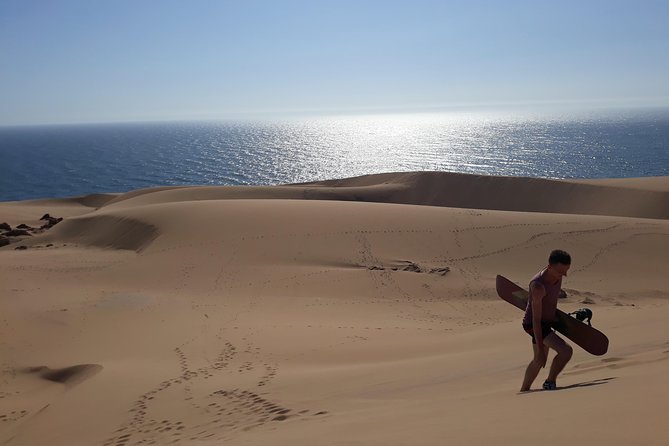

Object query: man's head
[548,249,571,277]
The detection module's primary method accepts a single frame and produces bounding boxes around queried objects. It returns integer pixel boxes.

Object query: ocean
[1,107,668,202]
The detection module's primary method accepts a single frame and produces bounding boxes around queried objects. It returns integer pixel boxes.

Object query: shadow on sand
[558,377,616,390]
[518,377,616,394]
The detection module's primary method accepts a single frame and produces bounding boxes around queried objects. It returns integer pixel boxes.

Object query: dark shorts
[522,322,554,344]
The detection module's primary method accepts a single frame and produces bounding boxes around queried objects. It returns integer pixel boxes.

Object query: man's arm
[530,281,547,366]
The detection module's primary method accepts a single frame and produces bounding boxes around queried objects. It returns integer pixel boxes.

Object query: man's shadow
[519,377,616,394]
[559,377,616,390]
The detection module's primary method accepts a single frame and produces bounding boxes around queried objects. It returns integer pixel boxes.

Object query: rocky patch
[0,214,64,249]
[367,260,450,276]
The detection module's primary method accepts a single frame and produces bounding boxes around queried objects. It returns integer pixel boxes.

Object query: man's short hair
[549,249,571,265]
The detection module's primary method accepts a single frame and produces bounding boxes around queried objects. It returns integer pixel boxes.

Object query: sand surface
[1,172,668,445]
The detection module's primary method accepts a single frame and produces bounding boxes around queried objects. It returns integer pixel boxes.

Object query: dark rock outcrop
[0,214,63,248]
[3,229,32,237]
[40,214,63,229]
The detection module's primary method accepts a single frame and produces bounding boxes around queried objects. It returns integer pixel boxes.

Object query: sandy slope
[1,172,668,445]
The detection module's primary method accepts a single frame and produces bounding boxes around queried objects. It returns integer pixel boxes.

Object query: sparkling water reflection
[1,109,668,201]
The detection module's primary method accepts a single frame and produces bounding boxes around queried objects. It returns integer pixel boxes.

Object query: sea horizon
[3,101,669,129]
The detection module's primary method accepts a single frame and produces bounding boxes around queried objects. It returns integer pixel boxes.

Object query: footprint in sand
[102,341,326,445]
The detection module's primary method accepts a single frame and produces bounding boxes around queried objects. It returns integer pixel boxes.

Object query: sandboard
[496,275,609,356]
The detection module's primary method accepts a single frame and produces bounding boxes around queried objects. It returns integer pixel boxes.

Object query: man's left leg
[543,332,573,385]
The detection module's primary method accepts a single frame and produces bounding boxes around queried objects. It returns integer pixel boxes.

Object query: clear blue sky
[1,0,668,125]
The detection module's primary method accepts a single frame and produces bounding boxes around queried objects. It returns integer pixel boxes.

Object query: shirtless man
[520,250,574,391]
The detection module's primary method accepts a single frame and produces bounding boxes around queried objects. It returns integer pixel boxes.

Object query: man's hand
[534,344,547,368]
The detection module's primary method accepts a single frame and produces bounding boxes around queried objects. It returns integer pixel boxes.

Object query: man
[520,249,574,391]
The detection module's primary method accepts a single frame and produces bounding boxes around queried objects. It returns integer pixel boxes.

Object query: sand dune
[42,214,160,252]
[90,171,669,220]
[1,172,668,445]
[25,364,103,388]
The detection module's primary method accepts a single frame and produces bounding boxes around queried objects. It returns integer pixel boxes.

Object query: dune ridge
[304,171,669,219]
[7,192,119,209]
[29,213,160,252]
[95,171,669,220]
